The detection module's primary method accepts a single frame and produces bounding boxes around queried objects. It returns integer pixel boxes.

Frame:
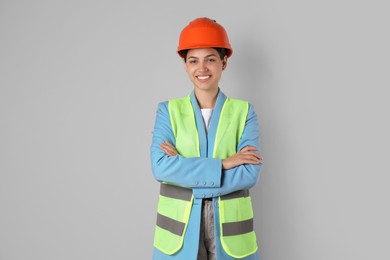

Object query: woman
[150,17,264,260]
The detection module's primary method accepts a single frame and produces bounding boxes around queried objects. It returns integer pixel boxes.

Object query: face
[184,48,227,93]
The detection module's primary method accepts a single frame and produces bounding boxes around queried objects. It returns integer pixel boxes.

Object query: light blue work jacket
[150,89,263,259]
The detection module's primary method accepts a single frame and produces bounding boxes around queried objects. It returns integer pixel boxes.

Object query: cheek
[185,66,195,75]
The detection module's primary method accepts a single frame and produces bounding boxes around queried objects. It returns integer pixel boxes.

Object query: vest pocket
[154,184,193,255]
[219,195,258,258]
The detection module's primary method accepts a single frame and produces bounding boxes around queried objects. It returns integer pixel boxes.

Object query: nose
[198,62,208,73]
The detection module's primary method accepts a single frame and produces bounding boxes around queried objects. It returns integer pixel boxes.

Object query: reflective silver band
[222,218,254,236]
[220,189,249,200]
[156,213,185,236]
[160,183,192,201]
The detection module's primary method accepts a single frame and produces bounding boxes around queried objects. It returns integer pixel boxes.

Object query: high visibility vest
[154,96,258,258]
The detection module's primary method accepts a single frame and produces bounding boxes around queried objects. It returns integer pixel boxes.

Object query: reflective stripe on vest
[154,95,258,257]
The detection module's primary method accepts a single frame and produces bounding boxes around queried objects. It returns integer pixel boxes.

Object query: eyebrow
[187,54,218,60]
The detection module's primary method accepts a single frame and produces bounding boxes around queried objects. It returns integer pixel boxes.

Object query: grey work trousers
[197,200,216,260]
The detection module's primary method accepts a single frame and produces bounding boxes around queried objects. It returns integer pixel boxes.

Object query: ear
[222,56,228,70]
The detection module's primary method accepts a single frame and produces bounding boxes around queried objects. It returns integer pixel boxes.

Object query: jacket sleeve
[150,102,223,188]
[192,104,263,199]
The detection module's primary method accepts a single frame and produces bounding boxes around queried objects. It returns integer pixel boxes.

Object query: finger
[166,151,176,156]
[244,158,262,164]
[240,151,262,160]
[238,154,263,164]
[161,140,172,147]
[160,143,172,152]
[160,143,178,156]
[163,141,177,151]
[160,144,177,155]
[160,142,173,149]
[160,147,176,156]
[240,146,259,152]
[253,153,263,160]
[165,141,178,153]
[164,140,175,147]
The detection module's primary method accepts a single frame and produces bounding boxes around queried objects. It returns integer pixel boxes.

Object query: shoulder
[224,97,252,111]
[168,96,191,106]
[226,97,258,118]
[157,96,189,107]
[156,101,168,111]
[155,95,189,114]
[229,97,256,110]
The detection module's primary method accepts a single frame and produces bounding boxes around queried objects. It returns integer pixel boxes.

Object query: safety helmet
[177,17,233,58]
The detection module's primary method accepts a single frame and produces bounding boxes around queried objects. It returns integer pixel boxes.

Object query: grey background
[1,0,389,259]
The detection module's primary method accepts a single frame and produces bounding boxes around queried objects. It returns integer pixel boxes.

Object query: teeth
[197,76,210,80]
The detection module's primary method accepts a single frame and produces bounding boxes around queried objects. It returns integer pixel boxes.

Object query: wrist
[222,159,227,170]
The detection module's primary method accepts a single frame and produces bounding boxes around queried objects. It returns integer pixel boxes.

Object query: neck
[194,88,218,109]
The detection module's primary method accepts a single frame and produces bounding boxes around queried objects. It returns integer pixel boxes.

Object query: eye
[188,59,197,64]
[207,58,216,62]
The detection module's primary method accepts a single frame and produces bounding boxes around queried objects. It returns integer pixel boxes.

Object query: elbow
[152,155,166,182]
[152,166,162,182]
[253,163,263,186]
[151,152,179,182]
[151,150,167,182]
[243,163,262,189]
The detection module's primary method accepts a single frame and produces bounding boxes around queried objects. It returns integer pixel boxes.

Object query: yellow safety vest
[154,96,258,258]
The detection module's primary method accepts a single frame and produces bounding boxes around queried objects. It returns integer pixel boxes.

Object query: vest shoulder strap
[214,98,249,159]
[168,96,200,158]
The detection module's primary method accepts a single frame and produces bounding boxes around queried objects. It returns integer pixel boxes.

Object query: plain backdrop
[1,0,389,259]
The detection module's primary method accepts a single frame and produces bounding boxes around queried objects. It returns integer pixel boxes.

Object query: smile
[196,75,210,80]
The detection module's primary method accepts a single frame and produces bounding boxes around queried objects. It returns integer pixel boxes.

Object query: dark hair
[180,48,229,62]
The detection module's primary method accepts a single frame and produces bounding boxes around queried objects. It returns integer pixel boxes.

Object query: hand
[222,146,263,170]
[160,140,178,156]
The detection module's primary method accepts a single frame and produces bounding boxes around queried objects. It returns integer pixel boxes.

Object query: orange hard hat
[177,17,233,58]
